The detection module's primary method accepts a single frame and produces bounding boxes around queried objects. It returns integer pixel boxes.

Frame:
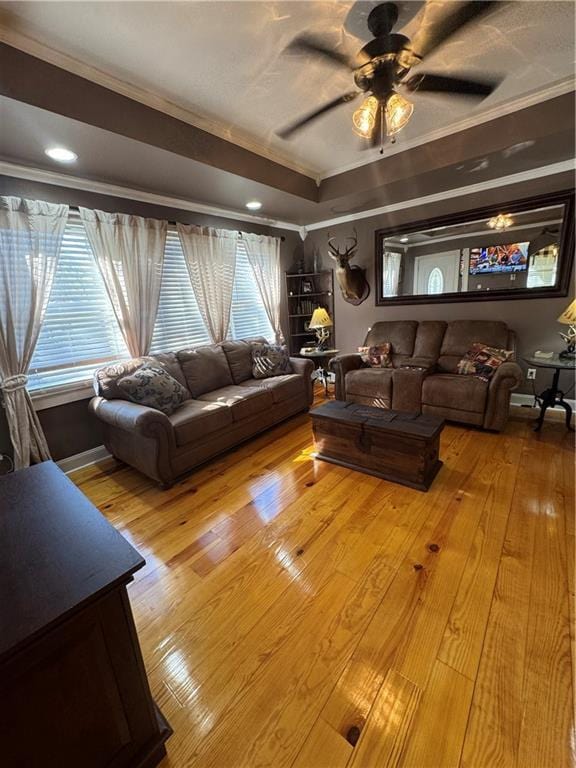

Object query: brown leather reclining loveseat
[90,338,314,487]
[330,320,523,432]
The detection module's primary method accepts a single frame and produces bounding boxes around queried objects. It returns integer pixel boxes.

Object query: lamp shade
[309,307,333,329]
[558,299,576,325]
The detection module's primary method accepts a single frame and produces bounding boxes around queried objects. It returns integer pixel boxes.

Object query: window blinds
[28,219,276,392]
[28,212,128,391]
[229,240,274,340]
[149,228,211,353]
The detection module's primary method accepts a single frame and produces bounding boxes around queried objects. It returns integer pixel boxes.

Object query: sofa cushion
[358,343,392,368]
[198,385,274,423]
[177,344,233,398]
[222,337,267,384]
[457,343,514,382]
[117,364,189,415]
[345,368,394,400]
[239,374,305,404]
[168,400,233,447]
[94,352,188,400]
[438,321,511,373]
[364,321,417,367]
[412,321,447,364]
[422,373,488,413]
[252,343,292,379]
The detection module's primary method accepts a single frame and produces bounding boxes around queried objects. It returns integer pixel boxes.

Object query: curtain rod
[69,206,285,241]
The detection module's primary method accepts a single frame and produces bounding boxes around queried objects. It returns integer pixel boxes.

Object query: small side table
[299,349,339,397]
[523,354,576,431]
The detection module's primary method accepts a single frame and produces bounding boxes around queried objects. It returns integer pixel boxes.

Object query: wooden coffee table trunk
[311,401,444,491]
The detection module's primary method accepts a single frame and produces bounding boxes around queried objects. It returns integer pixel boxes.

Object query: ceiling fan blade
[277,92,361,140]
[404,72,499,98]
[284,34,358,71]
[409,1,501,62]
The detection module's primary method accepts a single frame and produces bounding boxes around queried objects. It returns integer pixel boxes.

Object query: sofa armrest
[489,361,523,392]
[89,396,172,439]
[329,354,363,400]
[289,357,315,405]
[483,361,523,431]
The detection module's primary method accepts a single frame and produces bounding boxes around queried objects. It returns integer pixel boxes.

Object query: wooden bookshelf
[285,271,335,356]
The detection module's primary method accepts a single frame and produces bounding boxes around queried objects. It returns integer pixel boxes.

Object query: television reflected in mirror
[375,191,574,306]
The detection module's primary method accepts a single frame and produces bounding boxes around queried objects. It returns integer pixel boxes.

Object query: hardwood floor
[71,402,575,768]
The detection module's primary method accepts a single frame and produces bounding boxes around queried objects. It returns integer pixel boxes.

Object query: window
[28,212,128,391]
[229,240,274,340]
[527,245,559,288]
[150,229,211,353]
[28,217,275,393]
[382,251,402,297]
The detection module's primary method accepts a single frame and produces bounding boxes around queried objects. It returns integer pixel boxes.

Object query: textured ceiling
[0,0,574,176]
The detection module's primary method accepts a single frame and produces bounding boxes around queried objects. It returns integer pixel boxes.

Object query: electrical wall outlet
[527,368,537,380]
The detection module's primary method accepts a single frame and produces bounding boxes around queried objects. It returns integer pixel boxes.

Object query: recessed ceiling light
[45,147,78,163]
[400,236,409,243]
[246,200,262,211]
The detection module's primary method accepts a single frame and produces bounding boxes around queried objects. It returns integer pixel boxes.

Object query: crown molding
[0,160,302,232]
[319,77,576,180]
[1,158,573,233]
[305,160,576,231]
[0,24,320,180]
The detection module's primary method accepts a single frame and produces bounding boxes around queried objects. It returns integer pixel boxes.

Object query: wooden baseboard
[57,445,111,474]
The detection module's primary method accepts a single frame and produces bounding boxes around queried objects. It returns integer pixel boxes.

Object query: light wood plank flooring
[71,404,575,768]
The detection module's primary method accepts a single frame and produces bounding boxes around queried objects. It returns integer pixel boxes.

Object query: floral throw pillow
[252,343,292,379]
[358,343,393,368]
[457,343,513,382]
[117,364,189,414]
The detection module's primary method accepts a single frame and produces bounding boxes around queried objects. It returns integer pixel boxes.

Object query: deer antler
[327,233,340,259]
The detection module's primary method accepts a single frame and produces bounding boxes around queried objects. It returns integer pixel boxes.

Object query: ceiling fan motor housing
[367,2,400,37]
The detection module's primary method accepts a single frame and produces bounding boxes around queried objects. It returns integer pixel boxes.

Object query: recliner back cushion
[364,321,417,367]
[412,321,447,364]
[222,337,267,384]
[177,344,233,398]
[438,321,510,373]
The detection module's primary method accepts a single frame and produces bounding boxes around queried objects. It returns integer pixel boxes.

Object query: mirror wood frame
[374,190,575,306]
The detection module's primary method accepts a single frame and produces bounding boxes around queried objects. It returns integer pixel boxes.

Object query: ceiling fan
[277,1,501,151]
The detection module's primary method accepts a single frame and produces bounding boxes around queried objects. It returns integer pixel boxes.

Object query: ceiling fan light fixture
[487,213,514,231]
[352,95,379,138]
[384,92,414,136]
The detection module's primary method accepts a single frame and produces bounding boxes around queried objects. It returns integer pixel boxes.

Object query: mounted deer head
[327,229,370,305]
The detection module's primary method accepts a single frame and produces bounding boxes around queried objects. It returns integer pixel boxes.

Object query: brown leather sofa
[330,320,523,432]
[89,338,314,487]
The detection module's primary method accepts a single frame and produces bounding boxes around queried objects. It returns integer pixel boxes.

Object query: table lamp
[309,307,333,351]
[558,299,576,358]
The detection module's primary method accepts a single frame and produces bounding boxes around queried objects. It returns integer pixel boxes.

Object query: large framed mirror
[375,191,574,306]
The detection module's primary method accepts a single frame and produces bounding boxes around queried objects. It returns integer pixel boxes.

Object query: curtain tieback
[0,374,29,393]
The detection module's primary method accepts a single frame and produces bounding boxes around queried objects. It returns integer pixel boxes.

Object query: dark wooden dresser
[0,461,171,768]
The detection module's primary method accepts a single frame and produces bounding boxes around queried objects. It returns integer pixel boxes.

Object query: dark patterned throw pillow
[251,343,292,379]
[457,343,513,382]
[117,364,189,414]
[357,343,393,368]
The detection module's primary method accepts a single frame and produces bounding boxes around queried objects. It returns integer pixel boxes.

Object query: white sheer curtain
[79,208,167,357]
[382,251,402,297]
[242,233,284,343]
[177,224,237,343]
[0,197,68,469]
